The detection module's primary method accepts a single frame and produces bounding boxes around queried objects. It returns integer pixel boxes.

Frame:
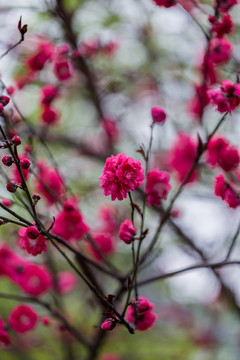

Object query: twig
[50,238,134,334]
[138,260,240,286]
[0,17,27,60]
[225,221,240,261]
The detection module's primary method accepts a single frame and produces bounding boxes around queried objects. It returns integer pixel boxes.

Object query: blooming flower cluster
[16,38,74,89]
[53,198,89,241]
[208,38,232,65]
[167,133,198,183]
[209,13,234,38]
[214,174,240,208]
[15,39,74,130]
[119,219,136,244]
[26,40,54,72]
[208,80,240,113]
[99,153,144,201]
[19,226,47,256]
[126,297,157,331]
[146,168,171,206]
[207,136,239,172]
[188,0,237,120]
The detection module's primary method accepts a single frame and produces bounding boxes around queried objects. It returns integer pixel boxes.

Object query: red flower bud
[6,181,18,193]
[101,318,116,331]
[7,86,15,95]
[0,95,10,106]
[2,155,14,167]
[26,226,40,239]
[151,107,167,124]
[20,158,31,170]
[12,136,21,146]
[41,317,51,326]
[2,199,12,207]
[32,193,41,203]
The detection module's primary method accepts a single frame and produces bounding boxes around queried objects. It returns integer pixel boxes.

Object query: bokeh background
[0,0,240,359]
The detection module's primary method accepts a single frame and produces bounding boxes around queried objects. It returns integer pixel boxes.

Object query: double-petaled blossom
[26,40,54,72]
[99,153,144,201]
[40,84,59,105]
[9,305,38,333]
[126,297,157,331]
[209,14,233,38]
[146,169,171,206]
[207,136,240,172]
[167,133,198,183]
[41,105,59,125]
[208,38,232,65]
[19,265,52,296]
[214,174,240,208]
[19,227,47,256]
[119,219,136,244]
[208,79,240,113]
[54,58,73,81]
[53,198,89,241]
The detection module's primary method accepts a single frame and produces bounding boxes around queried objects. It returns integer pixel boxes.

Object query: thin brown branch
[138,260,240,286]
